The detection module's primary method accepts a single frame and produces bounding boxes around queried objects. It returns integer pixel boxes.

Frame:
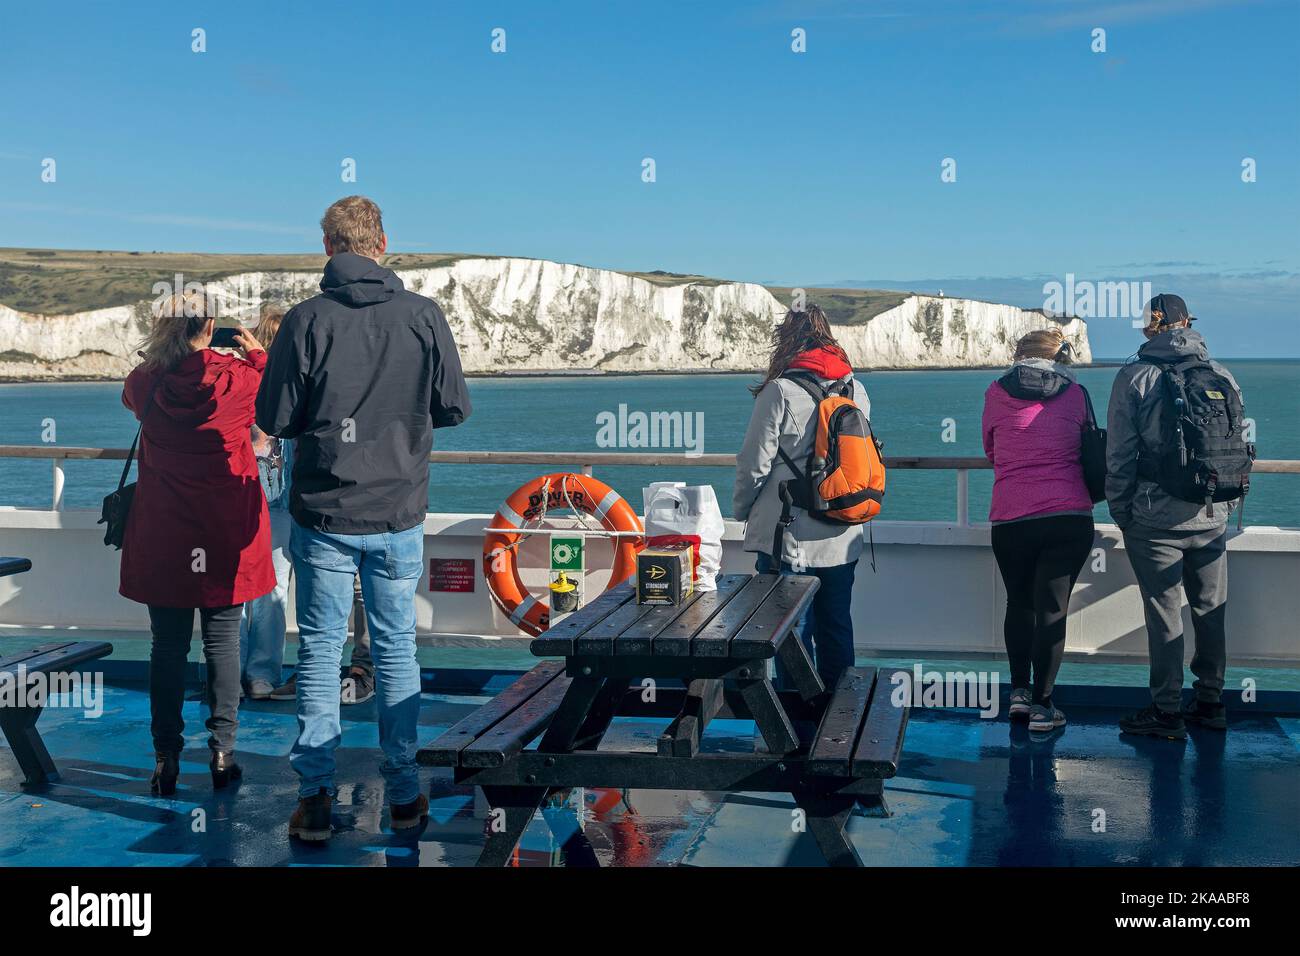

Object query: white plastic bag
[643,484,725,591]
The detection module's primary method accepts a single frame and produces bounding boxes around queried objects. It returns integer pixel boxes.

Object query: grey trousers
[1123,522,1228,712]
[348,574,373,671]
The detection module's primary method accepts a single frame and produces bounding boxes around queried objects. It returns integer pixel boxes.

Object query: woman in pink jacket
[982,329,1094,733]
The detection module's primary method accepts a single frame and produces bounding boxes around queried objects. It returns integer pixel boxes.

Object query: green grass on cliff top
[0,248,482,315]
[0,247,917,322]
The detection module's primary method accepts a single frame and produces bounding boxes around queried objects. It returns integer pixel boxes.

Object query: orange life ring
[483,473,642,637]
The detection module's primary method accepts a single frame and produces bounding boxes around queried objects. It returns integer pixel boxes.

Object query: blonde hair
[320,195,384,256]
[1141,309,1189,336]
[139,290,214,373]
[254,305,285,349]
[1014,327,1070,364]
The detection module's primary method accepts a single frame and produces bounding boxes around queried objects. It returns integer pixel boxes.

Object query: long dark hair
[750,304,847,396]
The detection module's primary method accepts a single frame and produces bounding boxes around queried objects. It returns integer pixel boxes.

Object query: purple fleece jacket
[981,367,1092,523]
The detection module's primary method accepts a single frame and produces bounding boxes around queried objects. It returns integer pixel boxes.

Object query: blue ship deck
[2,668,1297,868]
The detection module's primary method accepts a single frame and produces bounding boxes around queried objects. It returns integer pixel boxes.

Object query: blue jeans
[289,521,424,804]
[754,553,857,691]
[240,508,293,688]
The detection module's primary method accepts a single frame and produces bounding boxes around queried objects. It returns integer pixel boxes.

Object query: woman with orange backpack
[734,305,882,690]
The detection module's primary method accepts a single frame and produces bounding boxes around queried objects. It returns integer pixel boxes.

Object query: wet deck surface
[2,681,1297,867]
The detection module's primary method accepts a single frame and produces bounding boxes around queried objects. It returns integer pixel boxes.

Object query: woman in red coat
[120,291,274,795]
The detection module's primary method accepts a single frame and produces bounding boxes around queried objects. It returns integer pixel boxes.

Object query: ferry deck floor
[2,652,1297,867]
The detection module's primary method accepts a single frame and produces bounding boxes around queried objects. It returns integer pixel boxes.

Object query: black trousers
[148,604,243,755]
[990,515,1094,706]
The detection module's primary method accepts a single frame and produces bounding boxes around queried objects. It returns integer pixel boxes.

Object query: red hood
[787,345,852,380]
[126,350,239,425]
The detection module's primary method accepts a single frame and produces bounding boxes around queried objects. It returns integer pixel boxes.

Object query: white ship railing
[2,446,1298,525]
[1,446,1297,664]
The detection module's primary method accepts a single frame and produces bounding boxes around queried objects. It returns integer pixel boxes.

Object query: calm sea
[1,361,1296,527]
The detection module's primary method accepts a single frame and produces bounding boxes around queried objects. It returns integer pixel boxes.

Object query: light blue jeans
[240,508,293,688]
[289,521,424,804]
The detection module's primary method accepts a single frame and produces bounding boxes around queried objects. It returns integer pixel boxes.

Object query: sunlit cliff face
[0,257,1088,379]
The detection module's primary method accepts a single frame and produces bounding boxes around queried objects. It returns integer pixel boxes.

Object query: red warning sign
[429,558,476,593]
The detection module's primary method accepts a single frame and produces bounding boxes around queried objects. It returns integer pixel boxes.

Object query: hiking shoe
[1028,703,1066,732]
[1119,706,1187,740]
[341,666,375,705]
[288,788,333,842]
[390,793,428,831]
[1009,688,1031,719]
[268,675,297,701]
[1181,698,1228,730]
[246,679,275,700]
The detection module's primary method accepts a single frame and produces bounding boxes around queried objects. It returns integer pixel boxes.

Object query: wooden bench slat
[613,589,706,655]
[529,582,635,656]
[851,668,911,779]
[0,557,32,578]
[574,600,656,657]
[730,575,819,658]
[0,642,75,670]
[417,661,565,766]
[0,641,112,676]
[462,672,575,768]
[652,574,750,656]
[690,574,781,657]
[807,667,877,776]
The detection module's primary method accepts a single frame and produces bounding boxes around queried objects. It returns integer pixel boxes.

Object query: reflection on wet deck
[1,681,1296,867]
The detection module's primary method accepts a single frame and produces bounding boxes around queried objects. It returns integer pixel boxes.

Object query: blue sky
[1,0,1297,356]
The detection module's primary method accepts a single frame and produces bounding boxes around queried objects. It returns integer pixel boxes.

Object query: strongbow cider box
[636,543,694,606]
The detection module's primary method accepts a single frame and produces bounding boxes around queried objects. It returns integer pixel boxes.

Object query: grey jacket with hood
[733,375,870,567]
[1105,328,1242,532]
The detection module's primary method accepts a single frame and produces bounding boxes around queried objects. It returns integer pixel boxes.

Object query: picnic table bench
[0,557,114,784]
[420,572,910,867]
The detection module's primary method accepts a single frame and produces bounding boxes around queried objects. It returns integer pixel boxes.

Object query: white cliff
[831,295,1092,368]
[0,256,1089,379]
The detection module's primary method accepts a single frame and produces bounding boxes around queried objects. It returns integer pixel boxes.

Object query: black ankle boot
[150,752,179,796]
[210,751,243,789]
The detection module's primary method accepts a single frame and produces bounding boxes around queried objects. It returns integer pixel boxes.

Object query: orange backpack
[772,372,886,560]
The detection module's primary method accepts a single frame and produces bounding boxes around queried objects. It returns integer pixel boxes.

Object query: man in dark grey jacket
[1106,294,1242,739]
[256,196,470,839]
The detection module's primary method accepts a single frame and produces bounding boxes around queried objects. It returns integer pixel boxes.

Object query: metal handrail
[1,445,1296,524]
[3,445,1297,471]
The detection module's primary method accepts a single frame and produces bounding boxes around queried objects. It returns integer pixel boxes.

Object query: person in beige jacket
[733,306,869,689]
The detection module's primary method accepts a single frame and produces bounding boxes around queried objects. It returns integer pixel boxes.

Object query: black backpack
[1137,357,1254,516]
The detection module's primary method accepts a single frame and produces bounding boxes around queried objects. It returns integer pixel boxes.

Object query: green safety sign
[550,537,584,571]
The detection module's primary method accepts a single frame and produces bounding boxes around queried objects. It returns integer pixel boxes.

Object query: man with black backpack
[1106,294,1253,739]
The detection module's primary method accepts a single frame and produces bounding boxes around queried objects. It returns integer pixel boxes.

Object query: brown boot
[288,788,333,842]
[390,793,428,831]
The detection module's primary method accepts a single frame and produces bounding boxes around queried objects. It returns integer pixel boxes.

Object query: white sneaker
[1029,703,1066,732]
[246,679,275,700]
[1009,688,1031,718]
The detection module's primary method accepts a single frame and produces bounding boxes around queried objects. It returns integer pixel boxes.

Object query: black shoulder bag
[1079,384,1108,503]
[99,384,157,549]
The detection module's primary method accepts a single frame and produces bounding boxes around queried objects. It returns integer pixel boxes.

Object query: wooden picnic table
[419,572,910,867]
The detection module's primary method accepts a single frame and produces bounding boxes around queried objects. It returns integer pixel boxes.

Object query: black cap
[1143,293,1194,327]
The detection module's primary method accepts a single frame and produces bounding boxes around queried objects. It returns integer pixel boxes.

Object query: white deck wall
[2,509,1297,666]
